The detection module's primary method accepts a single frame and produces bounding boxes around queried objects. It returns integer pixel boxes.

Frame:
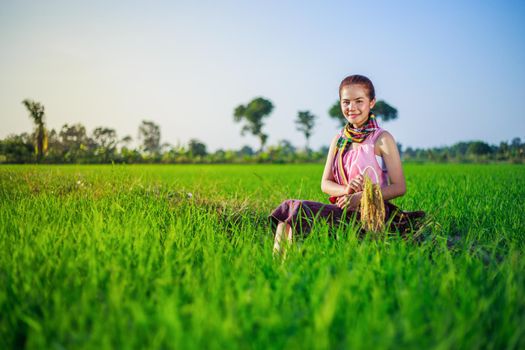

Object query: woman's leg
[273,222,292,256]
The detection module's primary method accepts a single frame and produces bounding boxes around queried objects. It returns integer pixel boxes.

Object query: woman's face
[340,84,376,128]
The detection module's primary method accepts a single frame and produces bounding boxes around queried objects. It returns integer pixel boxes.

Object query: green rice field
[1,164,524,349]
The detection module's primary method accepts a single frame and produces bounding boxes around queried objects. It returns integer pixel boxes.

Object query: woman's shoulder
[374,129,397,152]
[374,128,393,141]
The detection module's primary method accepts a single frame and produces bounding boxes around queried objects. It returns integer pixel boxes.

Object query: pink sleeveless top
[332,128,389,188]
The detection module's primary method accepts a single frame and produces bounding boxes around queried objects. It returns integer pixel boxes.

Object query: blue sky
[1,0,524,151]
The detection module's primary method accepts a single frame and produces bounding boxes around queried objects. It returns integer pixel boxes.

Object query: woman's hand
[345,175,364,194]
[336,192,362,210]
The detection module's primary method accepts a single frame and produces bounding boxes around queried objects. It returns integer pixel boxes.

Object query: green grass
[1,164,524,349]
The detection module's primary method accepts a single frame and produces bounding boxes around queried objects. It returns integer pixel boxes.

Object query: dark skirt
[269,199,425,236]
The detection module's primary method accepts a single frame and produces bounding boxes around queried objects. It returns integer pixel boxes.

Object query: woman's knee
[280,199,297,209]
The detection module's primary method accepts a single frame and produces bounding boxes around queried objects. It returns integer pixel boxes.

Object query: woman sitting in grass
[270,74,425,255]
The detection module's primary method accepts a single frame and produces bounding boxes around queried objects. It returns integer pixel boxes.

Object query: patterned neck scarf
[336,113,379,151]
[335,113,379,186]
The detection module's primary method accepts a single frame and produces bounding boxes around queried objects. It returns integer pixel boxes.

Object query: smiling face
[340,84,376,128]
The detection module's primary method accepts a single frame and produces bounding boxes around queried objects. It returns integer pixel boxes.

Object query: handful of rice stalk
[360,174,386,233]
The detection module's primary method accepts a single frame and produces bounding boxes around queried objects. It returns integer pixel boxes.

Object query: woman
[270,75,424,254]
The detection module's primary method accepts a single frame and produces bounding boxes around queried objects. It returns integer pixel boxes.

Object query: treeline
[1,98,523,164]
[1,97,399,164]
[401,139,524,163]
[0,121,328,164]
[2,121,523,164]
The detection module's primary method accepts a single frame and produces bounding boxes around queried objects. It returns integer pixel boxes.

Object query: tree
[396,142,403,157]
[498,141,509,157]
[237,145,254,157]
[233,97,274,152]
[119,135,133,150]
[328,99,398,127]
[467,141,492,156]
[0,133,34,163]
[92,127,117,150]
[511,137,521,149]
[328,101,345,127]
[404,147,416,159]
[372,100,398,122]
[59,123,89,162]
[45,128,63,162]
[21,99,48,162]
[138,120,161,154]
[188,139,207,157]
[450,142,469,157]
[265,139,297,163]
[295,110,316,150]
[277,139,296,156]
[92,127,117,162]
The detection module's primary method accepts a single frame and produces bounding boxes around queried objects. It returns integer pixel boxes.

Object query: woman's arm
[321,135,351,197]
[376,131,406,201]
